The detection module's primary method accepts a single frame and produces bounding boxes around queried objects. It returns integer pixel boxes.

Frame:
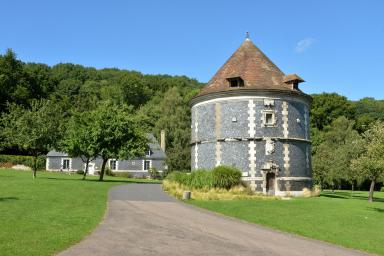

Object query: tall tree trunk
[368,179,375,202]
[99,158,108,181]
[83,158,89,180]
[32,155,37,179]
[351,182,354,198]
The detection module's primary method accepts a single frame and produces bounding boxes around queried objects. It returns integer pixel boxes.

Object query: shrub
[381,186,384,192]
[105,167,114,176]
[166,169,218,189]
[76,170,84,174]
[212,166,242,190]
[166,171,192,186]
[189,170,213,189]
[148,167,161,179]
[0,154,45,170]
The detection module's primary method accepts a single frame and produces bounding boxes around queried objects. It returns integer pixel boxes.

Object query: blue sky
[1,0,383,100]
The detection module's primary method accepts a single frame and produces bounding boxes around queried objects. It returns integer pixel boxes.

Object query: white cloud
[295,38,316,53]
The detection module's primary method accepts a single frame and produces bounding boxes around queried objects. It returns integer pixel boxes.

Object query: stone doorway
[266,172,275,195]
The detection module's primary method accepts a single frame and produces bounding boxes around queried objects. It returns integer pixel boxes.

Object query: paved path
[59,184,369,256]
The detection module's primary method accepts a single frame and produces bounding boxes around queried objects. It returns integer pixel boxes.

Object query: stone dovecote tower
[190,36,312,196]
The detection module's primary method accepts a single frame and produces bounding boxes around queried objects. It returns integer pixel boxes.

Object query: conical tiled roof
[198,38,302,96]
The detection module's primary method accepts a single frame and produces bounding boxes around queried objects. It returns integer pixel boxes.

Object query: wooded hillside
[1,49,383,188]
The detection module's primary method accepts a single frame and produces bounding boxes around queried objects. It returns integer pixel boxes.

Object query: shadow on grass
[368,207,384,213]
[321,191,384,202]
[0,197,19,202]
[39,176,162,184]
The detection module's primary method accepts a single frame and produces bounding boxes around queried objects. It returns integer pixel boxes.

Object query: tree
[0,49,31,110]
[60,111,98,180]
[138,87,198,173]
[312,116,363,190]
[351,121,384,202]
[0,100,63,178]
[352,97,384,133]
[310,93,355,130]
[89,102,148,181]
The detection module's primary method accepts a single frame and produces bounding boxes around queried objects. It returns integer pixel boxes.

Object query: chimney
[160,130,166,152]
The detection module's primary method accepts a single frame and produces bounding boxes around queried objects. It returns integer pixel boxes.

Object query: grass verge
[188,190,384,255]
[0,169,160,256]
[163,180,277,200]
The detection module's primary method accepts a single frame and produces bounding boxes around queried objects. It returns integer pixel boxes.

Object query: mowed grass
[0,169,160,256]
[189,190,384,255]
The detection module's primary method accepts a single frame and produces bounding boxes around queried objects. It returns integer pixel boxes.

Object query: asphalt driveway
[58,184,369,256]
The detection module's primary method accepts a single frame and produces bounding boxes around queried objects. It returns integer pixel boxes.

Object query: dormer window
[283,74,304,90]
[146,150,152,157]
[227,77,244,88]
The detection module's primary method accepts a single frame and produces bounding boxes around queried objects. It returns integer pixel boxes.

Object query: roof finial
[245,31,250,40]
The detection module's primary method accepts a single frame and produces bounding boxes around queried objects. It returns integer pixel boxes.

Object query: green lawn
[0,169,160,256]
[189,190,384,255]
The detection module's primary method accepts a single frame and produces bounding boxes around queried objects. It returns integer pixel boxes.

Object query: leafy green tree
[24,63,55,99]
[310,93,355,130]
[351,97,384,133]
[312,116,363,190]
[0,100,63,178]
[0,49,32,109]
[60,111,98,179]
[351,121,384,202]
[117,73,151,107]
[88,102,148,181]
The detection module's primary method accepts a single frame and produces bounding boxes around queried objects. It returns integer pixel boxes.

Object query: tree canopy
[0,100,63,177]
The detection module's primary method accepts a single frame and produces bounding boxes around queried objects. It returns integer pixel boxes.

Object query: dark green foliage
[0,154,45,169]
[0,49,203,173]
[351,97,384,133]
[310,93,355,131]
[212,166,242,190]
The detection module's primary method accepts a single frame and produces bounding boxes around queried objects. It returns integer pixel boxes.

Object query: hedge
[0,154,46,170]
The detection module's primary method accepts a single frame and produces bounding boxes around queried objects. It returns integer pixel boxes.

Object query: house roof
[196,38,306,97]
[47,133,166,160]
[47,150,68,157]
[146,133,166,160]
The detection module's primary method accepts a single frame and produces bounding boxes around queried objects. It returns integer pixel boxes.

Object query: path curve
[59,184,369,256]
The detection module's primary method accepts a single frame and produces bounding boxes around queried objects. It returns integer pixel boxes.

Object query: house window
[146,150,152,157]
[143,160,151,171]
[109,159,117,170]
[262,111,276,127]
[62,159,70,170]
[227,77,244,88]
